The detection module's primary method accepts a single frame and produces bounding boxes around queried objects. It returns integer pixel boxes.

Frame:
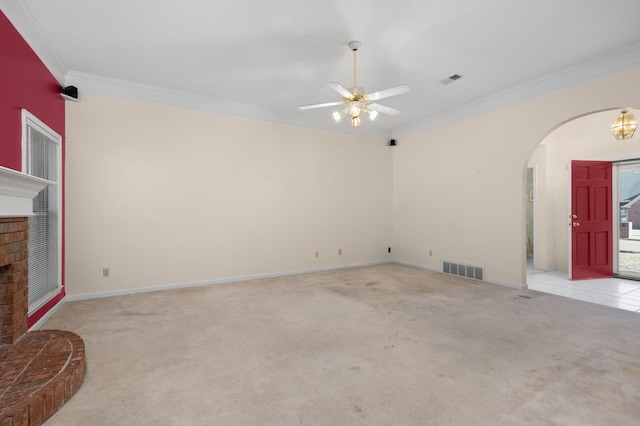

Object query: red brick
[14,287,28,302]
[15,221,29,232]
[63,373,74,400]
[40,387,55,420]
[0,217,29,233]
[0,283,17,295]
[0,293,15,304]
[3,384,43,402]
[0,231,27,245]
[0,222,16,233]
[7,406,29,426]
[0,271,21,284]
[27,396,43,426]
[53,380,65,411]
[0,300,27,315]
[14,370,54,385]
[0,323,16,334]
[1,331,86,425]
[0,304,16,315]
[0,254,12,268]
[9,259,27,273]
[12,249,28,262]
[1,311,25,325]
[10,325,28,344]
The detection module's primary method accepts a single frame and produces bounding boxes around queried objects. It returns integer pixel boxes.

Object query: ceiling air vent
[440,74,464,85]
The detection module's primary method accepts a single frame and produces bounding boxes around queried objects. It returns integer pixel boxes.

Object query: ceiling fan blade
[369,103,401,116]
[298,101,345,111]
[366,84,410,101]
[328,82,355,100]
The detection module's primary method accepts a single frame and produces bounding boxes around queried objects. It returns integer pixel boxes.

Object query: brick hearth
[0,330,86,425]
[0,217,86,425]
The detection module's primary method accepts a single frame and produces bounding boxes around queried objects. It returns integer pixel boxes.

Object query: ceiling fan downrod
[349,41,361,95]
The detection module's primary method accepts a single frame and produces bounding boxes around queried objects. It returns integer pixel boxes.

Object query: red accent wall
[0,11,64,170]
[0,11,66,325]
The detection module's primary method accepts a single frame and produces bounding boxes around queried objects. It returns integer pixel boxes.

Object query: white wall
[532,108,640,272]
[65,95,393,296]
[393,66,640,287]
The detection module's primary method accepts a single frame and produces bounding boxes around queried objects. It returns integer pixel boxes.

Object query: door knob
[572,222,580,227]
[569,214,577,219]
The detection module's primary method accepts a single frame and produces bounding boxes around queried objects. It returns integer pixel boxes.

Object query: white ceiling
[3,0,640,139]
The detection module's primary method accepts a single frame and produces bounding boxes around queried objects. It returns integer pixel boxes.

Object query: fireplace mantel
[0,166,49,217]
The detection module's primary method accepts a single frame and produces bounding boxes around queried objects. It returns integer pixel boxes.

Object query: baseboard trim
[393,260,526,290]
[393,260,440,273]
[65,260,392,302]
[488,278,527,290]
[29,298,66,330]
[60,259,528,304]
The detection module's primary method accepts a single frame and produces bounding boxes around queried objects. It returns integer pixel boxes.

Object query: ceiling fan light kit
[299,41,410,127]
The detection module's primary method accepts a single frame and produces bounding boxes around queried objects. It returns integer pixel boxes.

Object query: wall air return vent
[439,74,464,85]
[442,260,484,281]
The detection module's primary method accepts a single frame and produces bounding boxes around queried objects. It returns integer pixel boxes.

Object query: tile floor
[527,269,640,313]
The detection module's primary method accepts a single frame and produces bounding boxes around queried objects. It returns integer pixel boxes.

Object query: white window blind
[23,111,61,311]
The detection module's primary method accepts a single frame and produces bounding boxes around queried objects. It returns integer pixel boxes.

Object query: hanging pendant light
[610,109,638,140]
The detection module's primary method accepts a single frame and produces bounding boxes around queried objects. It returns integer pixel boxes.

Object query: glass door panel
[617,162,640,279]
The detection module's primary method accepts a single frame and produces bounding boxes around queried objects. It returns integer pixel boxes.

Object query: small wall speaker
[61,85,79,102]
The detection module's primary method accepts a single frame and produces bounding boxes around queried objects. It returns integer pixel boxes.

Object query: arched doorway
[526,108,640,312]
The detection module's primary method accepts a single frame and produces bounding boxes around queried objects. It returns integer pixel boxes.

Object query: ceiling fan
[299,41,410,127]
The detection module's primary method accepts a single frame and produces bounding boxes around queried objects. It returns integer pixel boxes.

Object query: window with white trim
[22,110,62,312]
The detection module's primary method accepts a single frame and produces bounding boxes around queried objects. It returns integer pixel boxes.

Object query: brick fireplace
[0,166,48,344]
[0,166,87,425]
[0,217,29,344]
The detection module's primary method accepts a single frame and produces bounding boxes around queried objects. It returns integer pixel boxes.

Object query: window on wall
[22,110,62,312]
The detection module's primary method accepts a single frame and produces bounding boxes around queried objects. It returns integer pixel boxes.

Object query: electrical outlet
[429,250,433,256]
[338,249,342,255]
[103,268,110,277]
[315,251,319,258]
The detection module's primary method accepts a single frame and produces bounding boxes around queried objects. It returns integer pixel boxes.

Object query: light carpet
[43,264,640,425]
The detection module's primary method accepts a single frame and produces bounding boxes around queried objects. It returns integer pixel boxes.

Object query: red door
[571,160,613,279]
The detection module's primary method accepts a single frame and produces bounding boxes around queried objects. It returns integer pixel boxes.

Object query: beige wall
[393,66,640,287]
[532,108,640,272]
[65,95,392,296]
[528,144,551,270]
[65,67,640,297]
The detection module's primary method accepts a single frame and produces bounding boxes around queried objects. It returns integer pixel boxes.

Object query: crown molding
[1,0,67,84]
[392,42,640,139]
[64,71,392,140]
[66,42,640,142]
